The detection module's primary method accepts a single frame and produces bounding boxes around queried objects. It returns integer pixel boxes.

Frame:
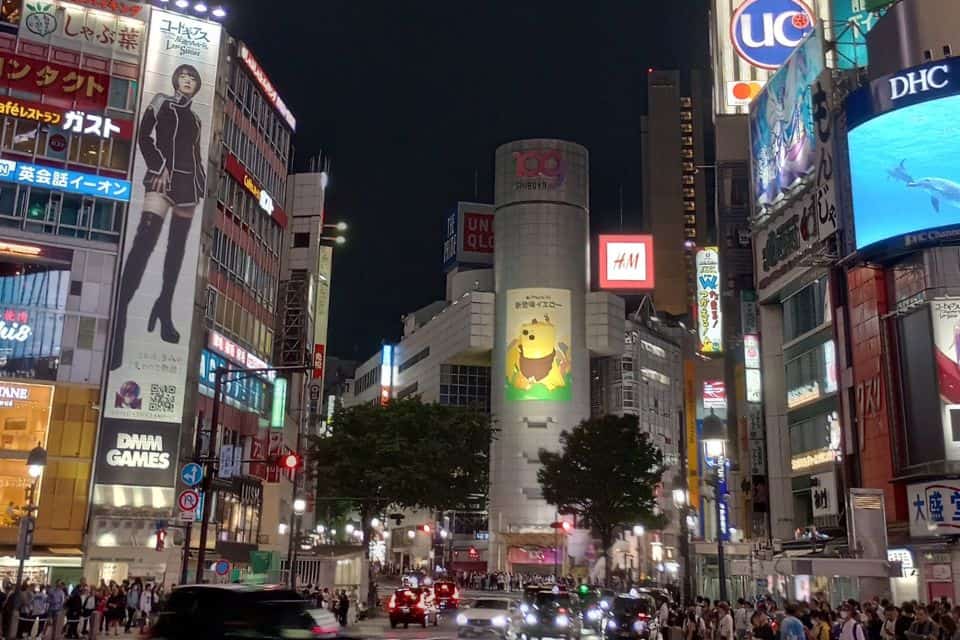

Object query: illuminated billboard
[237,42,297,131]
[929,299,960,461]
[710,0,830,115]
[442,202,495,271]
[598,235,655,290]
[749,29,824,209]
[97,9,222,488]
[505,288,572,402]
[696,247,723,354]
[20,0,147,62]
[846,61,960,252]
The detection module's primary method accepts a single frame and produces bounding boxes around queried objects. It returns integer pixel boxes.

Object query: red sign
[703,380,727,409]
[313,344,325,380]
[598,235,655,290]
[66,0,144,17]
[514,149,564,178]
[463,212,494,254]
[237,43,296,131]
[249,436,266,480]
[0,52,109,111]
[224,154,287,227]
[266,431,282,484]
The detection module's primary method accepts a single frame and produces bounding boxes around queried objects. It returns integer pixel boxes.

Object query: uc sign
[731,0,816,70]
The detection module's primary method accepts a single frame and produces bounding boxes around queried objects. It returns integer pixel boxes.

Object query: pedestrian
[139,584,156,632]
[338,590,349,626]
[106,585,125,635]
[782,604,809,640]
[752,611,776,640]
[840,604,867,640]
[125,579,142,633]
[65,586,83,639]
[719,603,735,640]
[810,610,832,640]
[48,581,66,638]
[908,606,938,640]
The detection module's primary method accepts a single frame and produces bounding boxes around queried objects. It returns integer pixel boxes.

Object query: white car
[457,598,518,638]
[307,608,340,639]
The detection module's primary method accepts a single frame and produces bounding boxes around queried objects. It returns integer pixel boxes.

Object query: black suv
[518,588,582,640]
[602,593,656,640]
[149,584,315,639]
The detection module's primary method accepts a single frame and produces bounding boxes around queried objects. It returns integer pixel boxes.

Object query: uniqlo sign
[463,212,494,254]
[598,235,655,290]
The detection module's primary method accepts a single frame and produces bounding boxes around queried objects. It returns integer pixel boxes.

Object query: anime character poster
[749,30,824,209]
[100,9,221,484]
[504,288,572,402]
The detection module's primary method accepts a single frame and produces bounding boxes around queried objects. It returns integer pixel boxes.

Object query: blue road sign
[181,463,203,487]
[214,560,230,576]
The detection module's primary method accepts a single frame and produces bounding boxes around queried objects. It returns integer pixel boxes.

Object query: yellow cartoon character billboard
[505,288,572,401]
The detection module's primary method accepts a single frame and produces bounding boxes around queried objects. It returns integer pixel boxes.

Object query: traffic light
[155,527,166,551]
[275,452,302,471]
[550,520,573,533]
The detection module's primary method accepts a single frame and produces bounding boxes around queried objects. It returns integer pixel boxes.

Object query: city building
[84,6,297,585]
[0,0,151,586]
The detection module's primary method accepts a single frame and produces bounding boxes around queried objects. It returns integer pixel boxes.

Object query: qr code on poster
[149,384,176,413]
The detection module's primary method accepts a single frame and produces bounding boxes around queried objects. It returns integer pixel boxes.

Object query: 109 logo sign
[731,0,815,70]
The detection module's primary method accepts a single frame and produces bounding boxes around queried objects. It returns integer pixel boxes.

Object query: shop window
[0,383,55,528]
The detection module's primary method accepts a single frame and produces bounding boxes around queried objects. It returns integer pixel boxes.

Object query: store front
[0,381,53,524]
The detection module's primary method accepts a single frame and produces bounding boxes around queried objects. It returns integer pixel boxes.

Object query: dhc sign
[731,0,816,70]
[889,64,950,100]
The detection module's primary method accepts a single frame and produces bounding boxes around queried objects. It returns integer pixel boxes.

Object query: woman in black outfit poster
[109,64,206,371]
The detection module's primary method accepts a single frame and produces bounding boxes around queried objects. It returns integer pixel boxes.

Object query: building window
[398,347,430,373]
[783,276,830,343]
[292,232,310,248]
[439,364,490,412]
[108,78,138,111]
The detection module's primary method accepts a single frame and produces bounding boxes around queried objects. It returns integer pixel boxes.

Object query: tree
[307,397,494,604]
[537,414,666,586]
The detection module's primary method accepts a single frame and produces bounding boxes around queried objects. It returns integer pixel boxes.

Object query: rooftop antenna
[474,169,479,201]
[618,184,624,231]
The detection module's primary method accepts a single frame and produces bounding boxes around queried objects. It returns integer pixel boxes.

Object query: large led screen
[849,94,960,251]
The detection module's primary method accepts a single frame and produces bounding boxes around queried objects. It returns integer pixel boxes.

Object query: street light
[15,444,46,596]
[293,498,306,515]
[345,523,355,534]
[700,410,728,602]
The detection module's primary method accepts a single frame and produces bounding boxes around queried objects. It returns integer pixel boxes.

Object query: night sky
[230,0,710,361]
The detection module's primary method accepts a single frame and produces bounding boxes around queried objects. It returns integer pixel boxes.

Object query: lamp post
[701,411,728,602]
[14,445,46,593]
[289,497,306,588]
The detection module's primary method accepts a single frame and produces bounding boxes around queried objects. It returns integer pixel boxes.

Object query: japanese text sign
[0,52,110,111]
[908,479,960,538]
[21,1,146,61]
[0,159,130,201]
[598,234,655,290]
[208,330,275,381]
[696,247,723,354]
[237,42,296,131]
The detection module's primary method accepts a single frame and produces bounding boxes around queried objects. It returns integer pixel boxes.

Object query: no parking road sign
[177,489,200,512]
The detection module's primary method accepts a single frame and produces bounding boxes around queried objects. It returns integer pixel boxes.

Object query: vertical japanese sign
[96,10,221,489]
[505,288,572,402]
[907,479,960,537]
[930,299,960,462]
[696,247,723,354]
[684,359,701,512]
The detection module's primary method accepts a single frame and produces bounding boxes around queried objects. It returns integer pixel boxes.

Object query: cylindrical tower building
[489,139,590,572]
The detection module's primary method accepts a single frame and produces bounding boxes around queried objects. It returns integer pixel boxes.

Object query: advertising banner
[0,267,70,381]
[0,159,130,201]
[442,203,495,271]
[684,359,700,511]
[811,470,838,517]
[597,234,655,290]
[237,42,296,131]
[495,140,589,210]
[703,380,727,409]
[696,247,723,354]
[20,0,147,61]
[504,288,572,402]
[830,0,877,69]
[908,479,960,538]
[749,30,824,210]
[846,60,960,253]
[97,10,221,488]
[0,51,111,111]
[929,299,960,461]
[710,0,830,115]
[94,416,177,486]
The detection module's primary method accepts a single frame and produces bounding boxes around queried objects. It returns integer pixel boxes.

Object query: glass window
[92,201,115,232]
[11,120,38,154]
[77,317,97,349]
[783,276,830,342]
[109,138,131,171]
[108,78,137,111]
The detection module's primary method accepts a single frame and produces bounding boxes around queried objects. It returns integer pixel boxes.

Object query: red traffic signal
[274,453,301,470]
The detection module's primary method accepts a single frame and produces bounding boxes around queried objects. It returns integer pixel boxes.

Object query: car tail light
[313,625,338,635]
[637,613,650,621]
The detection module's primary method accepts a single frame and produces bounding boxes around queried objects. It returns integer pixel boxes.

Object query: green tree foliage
[537,414,667,585]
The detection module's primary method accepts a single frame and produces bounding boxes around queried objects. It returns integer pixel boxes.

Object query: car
[456,598,517,638]
[575,586,605,633]
[387,587,440,628]
[149,584,317,639]
[518,588,582,640]
[435,580,462,610]
[306,608,340,639]
[602,593,657,640]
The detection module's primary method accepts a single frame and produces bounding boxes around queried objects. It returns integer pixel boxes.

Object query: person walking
[139,584,156,633]
[105,585,125,636]
[337,590,349,626]
[124,579,142,633]
[47,581,66,639]
[64,586,83,639]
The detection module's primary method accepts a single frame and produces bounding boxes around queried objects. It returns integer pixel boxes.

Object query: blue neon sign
[731,0,816,70]
[0,158,131,202]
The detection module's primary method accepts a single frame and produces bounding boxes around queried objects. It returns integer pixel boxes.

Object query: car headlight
[525,613,538,626]
[555,615,569,628]
[587,609,602,621]
[492,616,507,627]
[608,620,618,630]
[633,621,647,633]
[456,614,468,626]
[600,601,610,610]
[521,604,530,614]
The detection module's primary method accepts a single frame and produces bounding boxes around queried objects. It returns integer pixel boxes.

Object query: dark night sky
[229,0,709,361]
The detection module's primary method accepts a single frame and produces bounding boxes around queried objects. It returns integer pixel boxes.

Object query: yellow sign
[505,288,572,402]
[791,448,834,471]
[684,359,700,511]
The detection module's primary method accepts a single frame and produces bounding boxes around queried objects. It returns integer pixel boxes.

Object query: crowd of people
[297,585,358,626]
[0,578,162,639]
[453,571,601,592]
[671,595,960,640]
